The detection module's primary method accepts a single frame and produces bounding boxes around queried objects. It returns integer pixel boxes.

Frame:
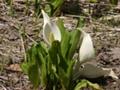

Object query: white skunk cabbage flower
[79,31,95,63]
[42,10,61,45]
[73,63,118,80]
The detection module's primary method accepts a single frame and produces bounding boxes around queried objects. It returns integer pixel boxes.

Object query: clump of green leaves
[21,15,96,90]
[21,10,117,90]
[22,41,74,90]
[21,39,101,90]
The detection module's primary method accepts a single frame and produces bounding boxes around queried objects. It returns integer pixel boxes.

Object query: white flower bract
[79,31,95,63]
[42,10,61,45]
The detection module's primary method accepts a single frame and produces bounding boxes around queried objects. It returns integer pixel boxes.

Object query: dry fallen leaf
[5,64,22,72]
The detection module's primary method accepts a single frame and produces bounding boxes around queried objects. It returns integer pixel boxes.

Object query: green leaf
[21,62,29,74]
[36,42,48,57]
[56,18,66,38]
[34,0,41,15]
[87,80,103,90]
[57,43,68,71]
[58,67,69,89]
[74,80,87,90]
[66,60,75,89]
[44,4,53,16]
[21,44,38,74]
[61,30,71,59]
[36,43,48,87]
[28,64,40,88]
[74,80,102,90]
[58,59,74,90]
[76,17,85,28]
[37,52,47,87]
[56,19,71,58]
[88,0,98,3]
[51,0,64,10]
[21,42,48,88]
[68,30,81,59]
[48,41,59,66]
[109,0,118,5]
[27,45,37,65]
[48,40,68,71]
[51,0,64,15]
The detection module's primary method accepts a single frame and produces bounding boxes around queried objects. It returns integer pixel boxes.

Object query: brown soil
[0,1,120,90]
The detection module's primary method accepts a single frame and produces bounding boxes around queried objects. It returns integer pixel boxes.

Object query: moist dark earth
[0,1,120,90]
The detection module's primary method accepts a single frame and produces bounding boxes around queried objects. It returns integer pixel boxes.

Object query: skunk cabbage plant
[21,10,118,90]
[42,10,118,79]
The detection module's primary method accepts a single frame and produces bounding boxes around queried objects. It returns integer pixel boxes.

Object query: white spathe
[42,10,61,45]
[79,31,95,63]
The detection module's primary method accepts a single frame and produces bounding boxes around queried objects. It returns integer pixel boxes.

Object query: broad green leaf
[36,43,48,87]
[66,60,74,79]
[56,18,66,38]
[20,62,29,74]
[74,80,102,90]
[46,0,64,15]
[58,59,74,90]
[57,43,68,71]
[58,68,69,89]
[36,42,48,57]
[28,64,40,88]
[87,80,103,90]
[51,0,64,10]
[76,17,85,28]
[74,80,87,90]
[48,41,59,66]
[27,45,37,65]
[61,30,71,58]
[23,42,48,88]
[56,18,71,59]
[49,41,68,71]
[68,30,81,59]
[21,44,38,74]
[37,52,47,87]
[66,60,75,89]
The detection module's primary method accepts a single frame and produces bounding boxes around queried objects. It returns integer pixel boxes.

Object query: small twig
[8,21,38,61]
[24,33,37,44]
[8,21,38,44]
[108,28,120,32]
[0,76,8,81]
[99,15,120,21]
[0,85,7,90]
[19,30,27,62]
